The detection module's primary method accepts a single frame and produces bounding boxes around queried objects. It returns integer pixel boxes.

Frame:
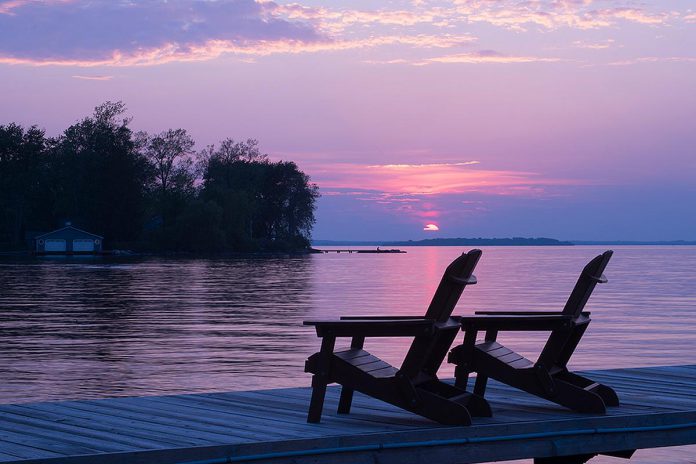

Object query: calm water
[0,246,695,462]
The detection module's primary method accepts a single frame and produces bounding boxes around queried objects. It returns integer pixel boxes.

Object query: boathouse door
[73,239,95,252]
[44,239,66,252]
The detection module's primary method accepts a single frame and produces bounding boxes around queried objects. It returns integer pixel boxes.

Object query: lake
[0,246,694,463]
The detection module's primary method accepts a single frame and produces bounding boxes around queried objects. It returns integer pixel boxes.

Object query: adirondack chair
[448,250,618,414]
[304,249,491,425]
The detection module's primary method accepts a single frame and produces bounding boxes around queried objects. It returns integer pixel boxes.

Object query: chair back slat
[424,249,482,322]
[561,250,613,318]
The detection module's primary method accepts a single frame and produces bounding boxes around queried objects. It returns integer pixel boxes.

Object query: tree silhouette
[0,103,319,252]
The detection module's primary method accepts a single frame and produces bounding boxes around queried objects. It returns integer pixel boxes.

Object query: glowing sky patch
[309,161,579,196]
[424,224,440,231]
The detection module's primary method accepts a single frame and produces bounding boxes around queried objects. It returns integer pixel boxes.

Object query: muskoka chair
[448,250,618,414]
[304,249,491,425]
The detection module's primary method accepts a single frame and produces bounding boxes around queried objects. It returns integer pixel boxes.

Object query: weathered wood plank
[224,389,433,427]
[15,402,223,447]
[0,410,146,453]
[43,401,251,444]
[1,403,221,449]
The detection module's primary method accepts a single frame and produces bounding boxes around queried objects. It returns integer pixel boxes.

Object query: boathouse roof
[35,225,103,240]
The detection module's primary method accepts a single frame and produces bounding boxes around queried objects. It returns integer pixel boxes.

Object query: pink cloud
[453,1,673,31]
[597,7,671,25]
[0,0,322,65]
[572,39,615,49]
[609,56,696,66]
[0,0,685,70]
[0,34,476,67]
[0,0,72,15]
[426,51,563,65]
[310,161,580,196]
[266,1,677,34]
[366,50,564,66]
[71,74,112,80]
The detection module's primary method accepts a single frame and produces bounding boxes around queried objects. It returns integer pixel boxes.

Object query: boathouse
[35,225,103,254]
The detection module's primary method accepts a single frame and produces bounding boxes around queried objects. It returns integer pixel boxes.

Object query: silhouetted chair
[449,250,618,414]
[304,249,491,425]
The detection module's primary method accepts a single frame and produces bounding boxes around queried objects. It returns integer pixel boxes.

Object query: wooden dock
[0,365,695,464]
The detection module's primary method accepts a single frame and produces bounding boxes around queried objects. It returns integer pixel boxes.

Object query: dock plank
[14,402,217,447]
[1,365,696,464]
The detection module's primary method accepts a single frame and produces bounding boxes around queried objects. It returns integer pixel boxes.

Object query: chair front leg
[338,335,364,414]
[454,329,478,390]
[474,329,497,396]
[308,336,336,423]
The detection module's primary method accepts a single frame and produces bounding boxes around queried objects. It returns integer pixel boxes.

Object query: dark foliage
[0,102,319,252]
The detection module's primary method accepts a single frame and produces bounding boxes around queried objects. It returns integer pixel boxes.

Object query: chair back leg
[455,365,471,390]
[473,374,489,396]
[337,387,354,414]
[473,329,497,396]
[336,335,365,415]
[555,323,588,369]
[307,336,336,423]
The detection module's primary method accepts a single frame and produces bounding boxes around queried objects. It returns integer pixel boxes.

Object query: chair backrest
[399,250,481,377]
[424,249,482,322]
[561,250,613,318]
[537,250,613,369]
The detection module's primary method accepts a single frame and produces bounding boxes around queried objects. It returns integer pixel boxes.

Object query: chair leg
[337,387,354,414]
[307,336,335,423]
[535,453,595,464]
[455,365,470,390]
[308,376,328,423]
[557,371,619,407]
[415,389,472,425]
[466,391,492,417]
[593,383,619,407]
[534,449,634,463]
[473,374,488,396]
[551,379,607,414]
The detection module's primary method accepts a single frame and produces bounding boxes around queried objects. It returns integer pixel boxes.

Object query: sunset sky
[1,0,694,241]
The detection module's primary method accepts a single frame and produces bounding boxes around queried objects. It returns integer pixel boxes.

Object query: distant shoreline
[0,249,320,259]
[313,238,696,247]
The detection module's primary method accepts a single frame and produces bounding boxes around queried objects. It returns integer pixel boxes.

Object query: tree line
[0,102,319,252]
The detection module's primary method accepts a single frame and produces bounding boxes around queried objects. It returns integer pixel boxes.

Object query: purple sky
[1,0,694,241]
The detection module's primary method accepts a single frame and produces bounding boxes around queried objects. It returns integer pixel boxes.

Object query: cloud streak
[426,51,563,65]
[267,1,676,33]
[367,50,563,66]
[0,34,477,67]
[0,0,73,16]
[311,161,579,196]
[0,0,687,68]
[453,1,674,31]
[608,56,696,66]
[0,0,320,65]
[572,39,616,50]
[71,74,112,80]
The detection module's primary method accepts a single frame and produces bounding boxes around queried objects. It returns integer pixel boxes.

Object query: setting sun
[423,223,440,231]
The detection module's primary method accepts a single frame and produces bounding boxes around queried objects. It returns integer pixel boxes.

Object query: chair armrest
[340,315,427,320]
[304,319,435,338]
[474,311,591,316]
[340,316,462,330]
[459,314,574,331]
